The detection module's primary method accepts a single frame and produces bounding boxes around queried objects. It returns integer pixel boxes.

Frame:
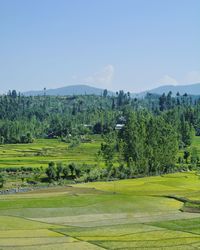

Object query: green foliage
[63,166,70,179]
[56,162,63,180]
[20,132,34,143]
[0,174,6,188]
[181,120,194,147]
[100,133,116,169]
[0,90,200,185]
[119,110,178,175]
[46,162,57,182]
[184,150,190,164]
[68,136,81,148]
[0,90,199,147]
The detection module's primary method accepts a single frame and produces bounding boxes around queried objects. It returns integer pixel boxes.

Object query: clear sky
[0,0,199,93]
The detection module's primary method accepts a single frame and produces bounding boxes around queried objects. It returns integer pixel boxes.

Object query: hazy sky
[0,0,200,93]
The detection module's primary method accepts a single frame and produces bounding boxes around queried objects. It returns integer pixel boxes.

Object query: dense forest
[1,89,200,183]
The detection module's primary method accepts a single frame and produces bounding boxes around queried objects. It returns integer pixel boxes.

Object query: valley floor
[1,172,200,249]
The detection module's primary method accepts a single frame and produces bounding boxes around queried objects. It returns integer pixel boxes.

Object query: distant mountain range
[23,82,200,97]
[139,82,200,96]
[23,84,114,96]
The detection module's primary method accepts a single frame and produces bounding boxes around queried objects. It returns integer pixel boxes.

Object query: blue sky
[0,0,199,93]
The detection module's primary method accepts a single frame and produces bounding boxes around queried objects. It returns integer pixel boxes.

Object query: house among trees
[115,124,124,130]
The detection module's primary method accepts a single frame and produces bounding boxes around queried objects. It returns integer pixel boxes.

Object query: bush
[46,162,57,182]
[0,174,6,188]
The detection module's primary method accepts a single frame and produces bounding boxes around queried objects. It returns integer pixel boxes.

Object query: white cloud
[158,75,178,85]
[157,70,200,87]
[185,70,200,83]
[84,64,115,87]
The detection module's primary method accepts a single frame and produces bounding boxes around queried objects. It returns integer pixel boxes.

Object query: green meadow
[1,137,200,249]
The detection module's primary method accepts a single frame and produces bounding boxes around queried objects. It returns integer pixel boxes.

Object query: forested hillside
[0,89,200,182]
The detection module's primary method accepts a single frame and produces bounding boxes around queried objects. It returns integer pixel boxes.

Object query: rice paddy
[0,171,200,249]
[1,137,200,249]
[0,137,102,168]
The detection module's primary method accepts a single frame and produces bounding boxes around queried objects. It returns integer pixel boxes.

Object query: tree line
[0,89,200,184]
[0,89,200,143]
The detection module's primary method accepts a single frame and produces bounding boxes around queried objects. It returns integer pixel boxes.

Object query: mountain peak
[147,82,200,95]
[23,84,114,96]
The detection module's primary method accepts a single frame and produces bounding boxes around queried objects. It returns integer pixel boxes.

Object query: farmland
[0,171,200,249]
[0,136,102,169]
[0,133,199,170]
[1,0,199,248]
[0,136,200,249]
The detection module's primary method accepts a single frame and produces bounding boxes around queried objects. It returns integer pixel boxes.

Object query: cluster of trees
[0,89,200,184]
[0,91,120,143]
[0,90,200,144]
[44,106,196,182]
[119,111,178,175]
[100,107,195,178]
[45,161,106,183]
[45,162,81,181]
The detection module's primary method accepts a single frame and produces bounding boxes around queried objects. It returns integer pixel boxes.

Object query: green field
[0,137,102,168]
[1,134,199,169]
[1,172,200,249]
[1,137,200,249]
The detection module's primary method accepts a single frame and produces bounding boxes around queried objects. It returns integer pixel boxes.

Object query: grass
[1,172,200,249]
[0,237,77,247]
[0,216,58,230]
[1,137,200,249]
[0,137,102,168]
[149,217,200,235]
[76,171,200,198]
[0,229,62,238]
[10,242,104,250]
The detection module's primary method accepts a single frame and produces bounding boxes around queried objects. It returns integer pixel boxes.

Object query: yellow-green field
[1,134,198,169]
[1,137,200,249]
[0,137,102,168]
[1,172,200,249]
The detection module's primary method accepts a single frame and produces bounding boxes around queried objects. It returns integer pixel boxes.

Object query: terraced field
[1,137,200,249]
[1,172,200,249]
[0,137,102,168]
